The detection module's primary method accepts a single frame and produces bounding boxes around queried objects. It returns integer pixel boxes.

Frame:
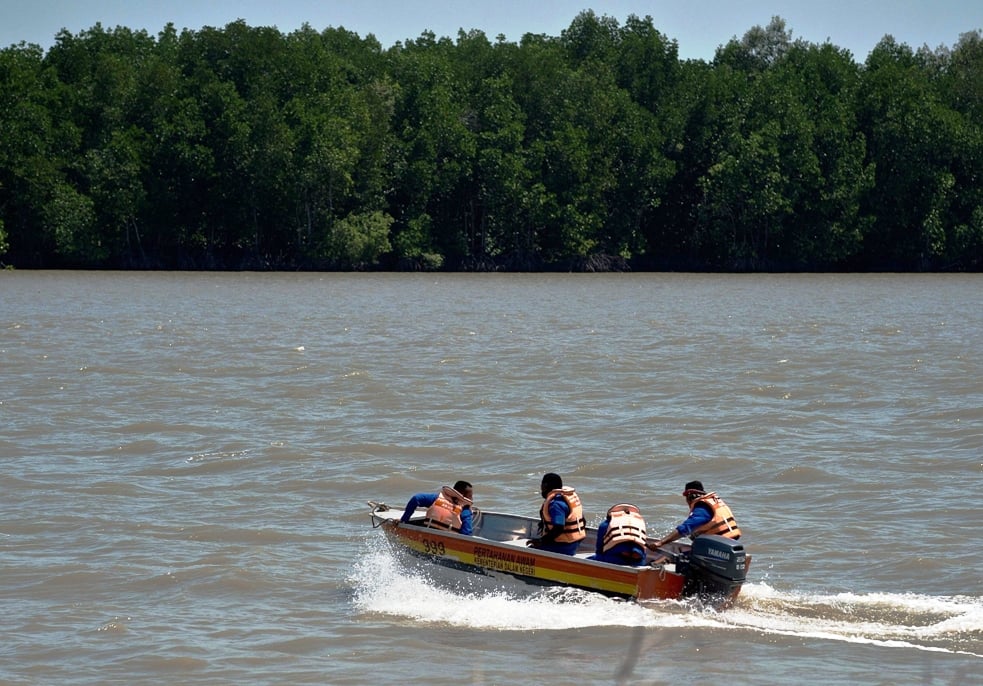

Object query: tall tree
[858,37,969,268]
[387,31,477,267]
[0,42,88,265]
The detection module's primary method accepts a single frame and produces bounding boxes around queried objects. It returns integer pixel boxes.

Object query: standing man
[646,480,741,552]
[527,473,586,555]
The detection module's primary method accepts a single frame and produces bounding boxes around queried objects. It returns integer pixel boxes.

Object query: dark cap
[683,480,705,494]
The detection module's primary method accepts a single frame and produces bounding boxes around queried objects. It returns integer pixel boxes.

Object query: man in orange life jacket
[646,480,741,552]
[400,480,474,535]
[589,503,647,566]
[527,473,586,555]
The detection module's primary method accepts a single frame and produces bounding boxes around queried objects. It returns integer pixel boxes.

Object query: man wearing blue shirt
[589,504,647,566]
[646,480,741,553]
[400,480,474,535]
[526,473,586,555]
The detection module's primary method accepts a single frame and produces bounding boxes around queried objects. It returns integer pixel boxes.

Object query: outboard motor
[679,535,747,600]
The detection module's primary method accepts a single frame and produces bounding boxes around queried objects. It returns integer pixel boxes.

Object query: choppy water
[1,271,980,685]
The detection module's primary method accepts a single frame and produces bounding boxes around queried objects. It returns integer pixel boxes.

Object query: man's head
[683,480,705,503]
[540,472,562,497]
[453,480,474,501]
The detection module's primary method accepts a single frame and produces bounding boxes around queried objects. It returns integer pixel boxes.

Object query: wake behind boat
[368,501,749,606]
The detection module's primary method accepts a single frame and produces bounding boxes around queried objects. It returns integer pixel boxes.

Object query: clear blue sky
[2,1,981,61]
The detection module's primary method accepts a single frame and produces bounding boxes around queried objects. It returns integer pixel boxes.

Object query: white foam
[351,545,982,656]
[721,582,983,655]
[350,547,704,631]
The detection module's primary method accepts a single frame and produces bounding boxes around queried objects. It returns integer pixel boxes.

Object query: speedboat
[368,501,749,606]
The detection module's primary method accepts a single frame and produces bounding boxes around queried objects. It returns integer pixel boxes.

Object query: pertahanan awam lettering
[473,546,537,575]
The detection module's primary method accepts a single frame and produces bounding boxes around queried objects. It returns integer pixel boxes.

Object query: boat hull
[389,520,686,600]
[370,505,746,604]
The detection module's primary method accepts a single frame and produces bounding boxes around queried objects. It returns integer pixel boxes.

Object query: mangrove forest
[1,12,981,271]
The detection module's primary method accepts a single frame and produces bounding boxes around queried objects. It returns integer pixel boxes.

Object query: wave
[723,583,982,655]
[350,545,982,657]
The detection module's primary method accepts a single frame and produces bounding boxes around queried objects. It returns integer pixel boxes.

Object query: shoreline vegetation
[1,12,981,272]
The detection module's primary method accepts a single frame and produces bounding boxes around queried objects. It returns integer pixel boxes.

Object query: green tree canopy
[0,13,980,271]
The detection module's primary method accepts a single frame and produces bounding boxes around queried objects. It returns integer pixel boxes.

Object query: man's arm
[529,500,569,547]
[594,520,609,555]
[647,505,712,549]
[459,507,473,535]
[400,493,436,522]
[675,504,713,537]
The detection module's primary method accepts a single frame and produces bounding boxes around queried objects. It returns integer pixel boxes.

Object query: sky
[2,1,982,62]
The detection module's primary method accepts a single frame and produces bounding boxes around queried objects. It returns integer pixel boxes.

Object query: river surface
[1,271,980,685]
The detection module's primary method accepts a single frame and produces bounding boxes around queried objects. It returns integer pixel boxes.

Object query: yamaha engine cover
[681,535,747,600]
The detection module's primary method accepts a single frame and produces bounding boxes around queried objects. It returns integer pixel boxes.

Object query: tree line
[1,12,981,271]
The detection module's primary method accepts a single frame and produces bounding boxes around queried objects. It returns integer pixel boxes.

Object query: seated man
[646,480,741,552]
[400,480,474,535]
[526,472,586,555]
[589,503,647,566]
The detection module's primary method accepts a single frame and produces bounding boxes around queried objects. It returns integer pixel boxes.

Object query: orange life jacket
[689,492,741,539]
[601,503,647,553]
[424,485,472,533]
[540,487,586,543]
